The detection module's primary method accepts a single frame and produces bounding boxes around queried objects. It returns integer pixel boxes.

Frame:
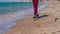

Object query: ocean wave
[0,4,49,34]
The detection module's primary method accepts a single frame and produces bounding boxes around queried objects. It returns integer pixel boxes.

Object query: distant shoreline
[0,3,48,34]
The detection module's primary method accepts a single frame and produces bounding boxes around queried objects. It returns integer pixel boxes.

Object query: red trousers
[32,0,39,16]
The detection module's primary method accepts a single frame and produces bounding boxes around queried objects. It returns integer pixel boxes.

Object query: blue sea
[0,2,44,14]
[0,2,32,14]
[0,2,48,34]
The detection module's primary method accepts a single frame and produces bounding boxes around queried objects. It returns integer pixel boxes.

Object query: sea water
[0,2,48,34]
[0,2,32,14]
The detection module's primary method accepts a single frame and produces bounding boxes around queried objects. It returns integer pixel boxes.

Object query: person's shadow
[37,14,49,19]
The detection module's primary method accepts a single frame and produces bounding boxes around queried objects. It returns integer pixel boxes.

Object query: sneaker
[36,13,39,17]
[33,14,39,19]
[33,16,36,19]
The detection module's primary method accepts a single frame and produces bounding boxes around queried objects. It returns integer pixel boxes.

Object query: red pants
[33,0,39,16]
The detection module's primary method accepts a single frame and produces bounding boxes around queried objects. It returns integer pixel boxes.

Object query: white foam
[0,4,49,34]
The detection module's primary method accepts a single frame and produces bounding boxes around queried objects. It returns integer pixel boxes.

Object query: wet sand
[5,1,60,34]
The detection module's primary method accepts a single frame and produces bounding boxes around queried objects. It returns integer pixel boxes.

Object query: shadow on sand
[37,14,49,19]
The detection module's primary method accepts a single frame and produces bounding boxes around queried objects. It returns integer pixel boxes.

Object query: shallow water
[0,2,43,14]
[0,2,48,34]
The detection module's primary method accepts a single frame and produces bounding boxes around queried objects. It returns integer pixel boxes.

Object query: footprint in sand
[55,18,60,22]
[57,31,60,32]
[52,31,60,34]
[52,32,55,34]
[37,25,40,27]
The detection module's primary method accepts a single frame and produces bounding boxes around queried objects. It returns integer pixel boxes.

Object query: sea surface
[0,2,48,34]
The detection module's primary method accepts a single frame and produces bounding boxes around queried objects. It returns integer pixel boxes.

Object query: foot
[33,16,36,19]
[33,16,37,21]
[36,13,39,17]
[33,14,39,19]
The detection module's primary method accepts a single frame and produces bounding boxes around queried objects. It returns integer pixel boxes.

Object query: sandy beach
[5,1,60,34]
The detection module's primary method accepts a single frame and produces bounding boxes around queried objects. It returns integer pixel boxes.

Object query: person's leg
[32,0,39,18]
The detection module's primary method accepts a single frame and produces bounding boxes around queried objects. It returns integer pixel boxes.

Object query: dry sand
[5,1,60,34]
